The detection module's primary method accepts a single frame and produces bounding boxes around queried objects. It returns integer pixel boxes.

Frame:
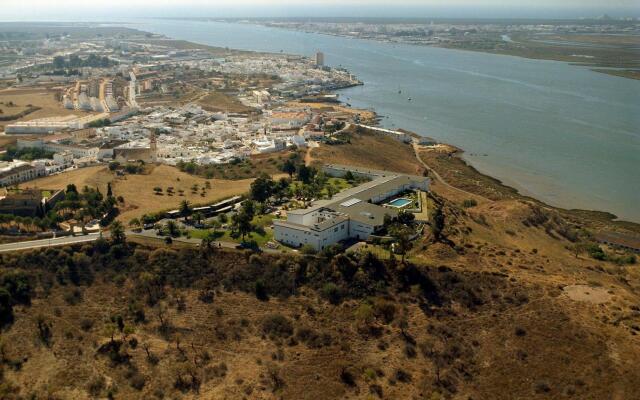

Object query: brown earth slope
[0,129,638,399]
[24,164,252,222]
[309,128,425,176]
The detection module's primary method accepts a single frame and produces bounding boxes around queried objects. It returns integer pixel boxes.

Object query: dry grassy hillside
[24,164,252,221]
[417,144,640,234]
[309,129,425,176]
[409,196,640,398]
[0,87,86,131]
[0,192,638,399]
[0,130,638,399]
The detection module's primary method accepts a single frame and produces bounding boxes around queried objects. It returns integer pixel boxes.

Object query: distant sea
[124,19,640,222]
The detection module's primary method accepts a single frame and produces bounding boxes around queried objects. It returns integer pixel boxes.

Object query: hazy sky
[2,0,638,20]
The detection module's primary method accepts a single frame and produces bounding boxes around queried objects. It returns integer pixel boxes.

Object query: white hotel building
[274,165,429,250]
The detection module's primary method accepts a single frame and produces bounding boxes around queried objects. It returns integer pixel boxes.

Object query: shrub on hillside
[262,314,293,339]
[321,282,342,305]
[462,199,477,208]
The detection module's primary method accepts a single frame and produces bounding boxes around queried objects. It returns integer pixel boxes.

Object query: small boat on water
[408,97,412,101]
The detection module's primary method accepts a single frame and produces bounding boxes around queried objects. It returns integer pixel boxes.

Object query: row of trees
[0,183,123,234]
[0,213,58,233]
[252,167,343,207]
[52,54,115,70]
[54,184,121,226]
[0,145,54,162]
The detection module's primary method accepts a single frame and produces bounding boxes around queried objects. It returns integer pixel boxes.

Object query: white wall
[274,219,349,250]
[349,221,375,240]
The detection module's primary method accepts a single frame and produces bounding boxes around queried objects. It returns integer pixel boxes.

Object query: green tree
[281,159,296,178]
[36,315,53,347]
[179,200,192,221]
[218,213,228,225]
[193,212,203,225]
[569,241,590,258]
[255,279,268,301]
[110,221,126,244]
[296,165,315,184]
[321,283,342,305]
[200,235,216,259]
[300,244,317,255]
[1,271,33,305]
[250,173,274,203]
[391,225,413,263]
[128,218,141,231]
[0,288,14,327]
[397,210,415,225]
[166,220,180,237]
[241,200,256,219]
[326,184,337,199]
[53,55,66,69]
[431,205,445,242]
[344,170,355,182]
[274,177,290,202]
[232,210,253,241]
[66,183,78,194]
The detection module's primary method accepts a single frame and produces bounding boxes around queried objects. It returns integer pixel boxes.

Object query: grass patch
[190,227,274,247]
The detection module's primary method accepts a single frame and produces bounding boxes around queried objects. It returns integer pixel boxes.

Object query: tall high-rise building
[315,51,324,67]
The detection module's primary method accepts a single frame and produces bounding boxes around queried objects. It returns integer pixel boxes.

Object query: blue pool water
[388,198,412,208]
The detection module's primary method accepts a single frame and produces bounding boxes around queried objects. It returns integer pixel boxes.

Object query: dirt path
[412,142,489,202]
[304,146,314,166]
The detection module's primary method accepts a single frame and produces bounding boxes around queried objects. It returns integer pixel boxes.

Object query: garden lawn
[189,227,274,247]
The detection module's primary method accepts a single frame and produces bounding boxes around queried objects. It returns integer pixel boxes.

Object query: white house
[0,161,46,187]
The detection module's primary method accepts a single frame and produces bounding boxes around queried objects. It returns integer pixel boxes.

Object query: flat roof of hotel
[285,165,428,227]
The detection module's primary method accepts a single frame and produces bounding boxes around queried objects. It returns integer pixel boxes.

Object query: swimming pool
[387,198,412,208]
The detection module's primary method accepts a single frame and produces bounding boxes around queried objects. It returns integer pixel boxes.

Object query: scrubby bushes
[262,314,293,339]
[461,199,477,208]
[295,327,332,348]
[0,270,34,327]
[585,243,636,264]
[321,282,342,304]
[0,233,520,340]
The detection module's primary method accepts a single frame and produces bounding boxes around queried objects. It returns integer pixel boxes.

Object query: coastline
[414,142,640,232]
[9,20,636,229]
[130,28,639,229]
[235,21,640,81]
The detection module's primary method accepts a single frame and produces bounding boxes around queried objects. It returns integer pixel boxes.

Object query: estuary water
[127,19,640,222]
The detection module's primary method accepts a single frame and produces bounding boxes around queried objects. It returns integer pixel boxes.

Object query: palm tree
[193,212,203,225]
[166,220,179,237]
[179,200,192,222]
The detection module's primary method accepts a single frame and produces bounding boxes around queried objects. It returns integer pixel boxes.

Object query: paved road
[0,229,283,255]
[128,230,282,254]
[0,233,103,253]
